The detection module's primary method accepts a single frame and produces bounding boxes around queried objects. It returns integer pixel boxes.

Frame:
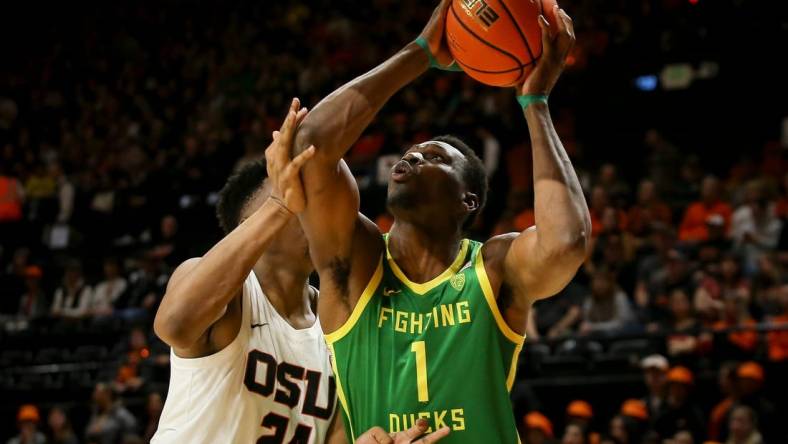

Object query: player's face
[387,141,469,218]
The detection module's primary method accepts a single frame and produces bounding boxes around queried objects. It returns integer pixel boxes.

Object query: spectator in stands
[91,257,127,317]
[669,430,694,444]
[634,227,678,320]
[46,406,78,444]
[580,270,635,336]
[51,260,93,319]
[523,412,555,444]
[7,404,46,444]
[640,354,668,420]
[17,266,48,321]
[679,176,732,243]
[766,284,788,362]
[112,327,167,395]
[695,214,731,265]
[712,295,758,357]
[597,163,630,208]
[733,362,775,443]
[85,382,138,444]
[653,366,705,442]
[608,414,644,444]
[649,251,691,325]
[726,405,762,444]
[0,165,25,247]
[49,162,75,224]
[655,287,702,358]
[117,254,168,319]
[0,247,30,317]
[532,282,585,339]
[565,400,599,444]
[562,421,591,444]
[709,362,740,441]
[626,179,672,237]
[730,182,783,274]
[142,392,164,442]
[148,215,187,268]
[589,186,627,237]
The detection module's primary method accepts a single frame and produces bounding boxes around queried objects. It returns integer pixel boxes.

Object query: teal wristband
[516,94,548,110]
[414,36,463,72]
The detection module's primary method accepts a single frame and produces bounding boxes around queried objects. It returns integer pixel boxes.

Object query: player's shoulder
[481,232,520,263]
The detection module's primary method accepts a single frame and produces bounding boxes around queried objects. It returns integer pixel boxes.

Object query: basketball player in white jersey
[151,100,449,444]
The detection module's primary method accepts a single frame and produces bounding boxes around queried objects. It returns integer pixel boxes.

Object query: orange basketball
[446,0,558,87]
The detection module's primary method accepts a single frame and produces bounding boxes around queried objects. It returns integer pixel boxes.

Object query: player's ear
[462,192,479,214]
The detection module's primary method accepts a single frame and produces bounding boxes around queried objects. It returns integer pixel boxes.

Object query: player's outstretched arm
[153,100,315,355]
[291,0,454,333]
[486,7,591,324]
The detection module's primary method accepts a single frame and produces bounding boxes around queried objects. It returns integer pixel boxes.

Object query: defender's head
[387,135,487,230]
[216,161,309,260]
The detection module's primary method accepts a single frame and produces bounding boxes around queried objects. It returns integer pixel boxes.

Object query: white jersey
[152,272,336,444]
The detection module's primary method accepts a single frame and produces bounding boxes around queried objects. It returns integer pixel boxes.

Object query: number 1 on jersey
[411,341,429,402]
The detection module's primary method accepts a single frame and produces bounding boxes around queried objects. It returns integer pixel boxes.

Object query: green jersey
[326,236,525,443]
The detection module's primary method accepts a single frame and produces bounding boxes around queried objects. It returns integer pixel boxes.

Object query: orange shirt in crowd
[0,176,23,221]
[678,200,732,242]
[708,397,734,440]
[767,314,788,362]
[712,319,758,352]
[626,202,672,236]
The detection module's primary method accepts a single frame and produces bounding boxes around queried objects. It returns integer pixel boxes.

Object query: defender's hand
[357,419,451,444]
[519,6,575,96]
[265,98,315,214]
[417,0,454,67]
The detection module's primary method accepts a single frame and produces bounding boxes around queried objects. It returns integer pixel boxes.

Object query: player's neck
[387,221,464,284]
[253,257,315,329]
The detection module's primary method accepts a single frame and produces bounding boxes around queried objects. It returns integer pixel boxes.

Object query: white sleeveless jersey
[152,272,336,444]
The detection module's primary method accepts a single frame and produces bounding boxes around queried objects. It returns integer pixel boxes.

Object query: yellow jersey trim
[324,256,384,344]
[474,248,526,345]
[506,341,524,391]
[328,343,356,442]
[385,237,470,295]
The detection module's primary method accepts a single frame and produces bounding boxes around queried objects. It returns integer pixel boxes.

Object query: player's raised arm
[291,0,455,332]
[487,7,591,319]
[153,101,315,354]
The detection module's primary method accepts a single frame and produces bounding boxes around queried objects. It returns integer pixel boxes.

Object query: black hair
[431,135,488,228]
[216,161,268,234]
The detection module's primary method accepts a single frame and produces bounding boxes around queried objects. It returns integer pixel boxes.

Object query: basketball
[446,0,558,87]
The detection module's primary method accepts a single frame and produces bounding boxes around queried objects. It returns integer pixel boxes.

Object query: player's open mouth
[391,160,414,182]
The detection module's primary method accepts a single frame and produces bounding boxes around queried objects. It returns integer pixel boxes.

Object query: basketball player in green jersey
[277,0,589,442]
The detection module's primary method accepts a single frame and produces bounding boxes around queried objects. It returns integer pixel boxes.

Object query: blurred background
[0,0,786,443]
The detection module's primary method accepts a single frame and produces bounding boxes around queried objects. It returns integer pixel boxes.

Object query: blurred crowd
[1,0,786,443]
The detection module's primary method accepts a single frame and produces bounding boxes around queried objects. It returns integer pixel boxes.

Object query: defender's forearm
[157,199,292,347]
[295,43,428,160]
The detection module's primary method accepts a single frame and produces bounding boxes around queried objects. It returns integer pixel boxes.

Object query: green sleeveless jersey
[326,237,525,443]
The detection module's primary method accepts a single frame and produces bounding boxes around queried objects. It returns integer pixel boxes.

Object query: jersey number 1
[411,341,429,402]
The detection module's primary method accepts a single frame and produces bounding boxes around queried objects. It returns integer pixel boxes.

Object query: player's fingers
[288,146,316,173]
[415,426,451,444]
[398,418,430,440]
[295,107,309,126]
[368,427,392,443]
[278,98,299,133]
[537,15,551,51]
[558,9,575,40]
[552,5,566,35]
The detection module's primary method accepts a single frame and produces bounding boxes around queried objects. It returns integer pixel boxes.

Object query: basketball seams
[449,1,524,83]
[496,0,536,64]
